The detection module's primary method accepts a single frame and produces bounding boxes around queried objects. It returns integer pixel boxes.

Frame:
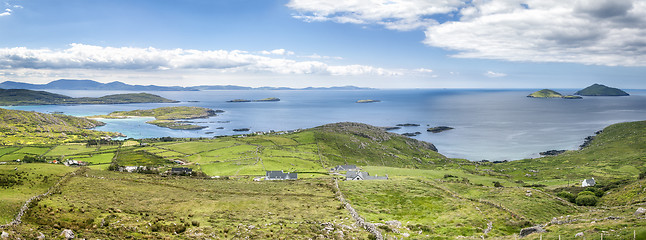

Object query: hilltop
[0,108,121,145]
[0,89,178,106]
[574,84,629,96]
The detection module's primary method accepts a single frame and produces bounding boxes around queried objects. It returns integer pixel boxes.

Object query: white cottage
[581,177,596,187]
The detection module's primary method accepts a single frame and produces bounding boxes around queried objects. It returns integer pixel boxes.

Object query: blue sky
[1,0,645,88]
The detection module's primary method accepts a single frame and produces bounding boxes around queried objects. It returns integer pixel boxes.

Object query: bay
[4,89,646,161]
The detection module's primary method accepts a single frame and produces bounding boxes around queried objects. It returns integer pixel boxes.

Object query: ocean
[4,89,646,161]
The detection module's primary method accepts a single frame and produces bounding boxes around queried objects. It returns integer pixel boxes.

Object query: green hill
[574,84,629,96]
[527,89,564,98]
[0,108,121,145]
[0,89,178,106]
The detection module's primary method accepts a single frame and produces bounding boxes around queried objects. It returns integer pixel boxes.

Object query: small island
[89,106,220,130]
[0,89,178,106]
[227,97,280,102]
[574,84,629,96]
[396,123,420,127]
[527,89,582,99]
[427,126,454,133]
[356,99,381,103]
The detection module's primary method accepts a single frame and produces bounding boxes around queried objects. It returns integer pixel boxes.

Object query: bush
[557,191,576,203]
[575,195,598,206]
[493,181,503,188]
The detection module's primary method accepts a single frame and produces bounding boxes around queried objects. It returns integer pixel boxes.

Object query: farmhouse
[582,177,596,187]
[331,164,358,171]
[345,171,388,181]
[170,167,193,175]
[265,170,297,180]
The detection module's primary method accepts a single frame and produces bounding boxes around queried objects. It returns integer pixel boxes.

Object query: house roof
[266,170,297,180]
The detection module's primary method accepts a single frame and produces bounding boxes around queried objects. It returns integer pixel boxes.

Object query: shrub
[556,191,576,203]
[493,181,503,188]
[575,195,598,206]
[578,191,596,196]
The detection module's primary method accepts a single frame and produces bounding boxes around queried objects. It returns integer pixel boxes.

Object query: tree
[575,195,598,206]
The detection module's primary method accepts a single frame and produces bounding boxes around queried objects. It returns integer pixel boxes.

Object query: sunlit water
[4,89,646,161]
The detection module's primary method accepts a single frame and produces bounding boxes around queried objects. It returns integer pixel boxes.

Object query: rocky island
[227,97,280,102]
[527,89,582,99]
[89,106,220,130]
[356,99,381,103]
[574,83,629,96]
[427,126,454,133]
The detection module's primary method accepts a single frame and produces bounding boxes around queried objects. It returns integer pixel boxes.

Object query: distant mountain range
[0,79,373,91]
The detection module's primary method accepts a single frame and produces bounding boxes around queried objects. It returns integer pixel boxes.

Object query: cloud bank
[288,0,646,66]
[0,44,400,76]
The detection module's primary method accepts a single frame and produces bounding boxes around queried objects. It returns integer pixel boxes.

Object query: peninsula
[90,106,219,130]
[0,89,178,106]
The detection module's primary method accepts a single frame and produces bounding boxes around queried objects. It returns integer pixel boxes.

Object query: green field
[0,121,644,239]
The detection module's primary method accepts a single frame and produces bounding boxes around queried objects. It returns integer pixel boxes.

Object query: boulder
[385,220,402,228]
[575,232,584,237]
[61,229,75,239]
[519,226,545,238]
[635,207,646,216]
[1,232,9,239]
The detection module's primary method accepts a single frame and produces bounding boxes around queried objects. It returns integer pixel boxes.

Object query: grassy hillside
[0,108,121,145]
[0,121,645,239]
[92,106,219,130]
[0,89,177,105]
[489,121,646,187]
[527,89,564,98]
[574,83,629,96]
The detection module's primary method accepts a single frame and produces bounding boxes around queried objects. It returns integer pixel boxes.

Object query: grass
[1,121,645,239]
[16,169,368,239]
[45,143,97,157]
[0,163,75,225]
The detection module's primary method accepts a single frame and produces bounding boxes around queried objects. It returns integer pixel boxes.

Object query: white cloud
[288,0,646,67]
[303,53,343,60]
[415,68,434,73]
[260,49,295,56]
[0,8,10,16]
[287,0,465,31]
[0,44,400,76]
[484,71,507,78]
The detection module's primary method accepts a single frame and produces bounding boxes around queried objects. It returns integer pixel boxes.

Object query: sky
[0,0,645,89]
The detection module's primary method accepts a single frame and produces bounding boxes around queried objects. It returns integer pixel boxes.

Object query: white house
[582,177,596,187]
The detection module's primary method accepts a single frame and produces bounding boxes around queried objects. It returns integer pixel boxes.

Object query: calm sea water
[4,89,646,161]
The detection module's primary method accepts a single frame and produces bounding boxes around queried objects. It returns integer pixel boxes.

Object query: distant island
[427,126,454,133]
[89,106,219,130]
[0,79,374,91]
[227,97,280,102]
[0,89,178,106]
[356,99,381,103]
[574,84,629,96]
[527,89,582,99]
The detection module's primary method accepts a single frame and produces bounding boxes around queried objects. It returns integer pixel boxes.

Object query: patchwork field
[0,121,645,239]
